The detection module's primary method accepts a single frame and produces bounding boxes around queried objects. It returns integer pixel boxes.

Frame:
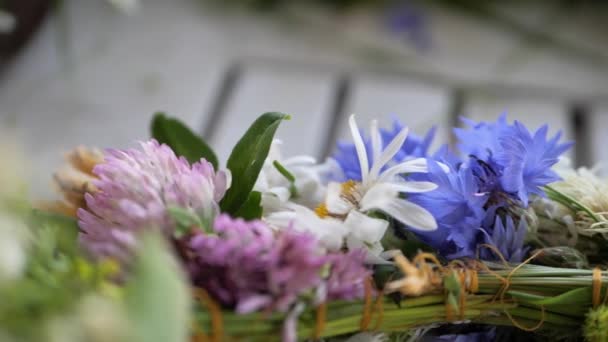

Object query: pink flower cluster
[185,214,370,313]
[78,139,229,262]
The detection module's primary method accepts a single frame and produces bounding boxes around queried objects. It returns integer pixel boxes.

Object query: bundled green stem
[193,261,603,340]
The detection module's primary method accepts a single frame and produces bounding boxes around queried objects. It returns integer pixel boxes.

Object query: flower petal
[359,183,398,209]
[345,237,391,265]
[292,204,348,250]
[360,190,437,231]
[392,180,438,193]
[344,210,389,244]
[349,115,369,182]
[369,119,383,177]
[325,182,353,215]
[380,158,429,181]
[369,125,409,182]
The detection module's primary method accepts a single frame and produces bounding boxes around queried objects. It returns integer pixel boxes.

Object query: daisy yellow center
[341,180,358,197]
[340,180,361,205]
[315,203,330,218]
[314,180,360,219]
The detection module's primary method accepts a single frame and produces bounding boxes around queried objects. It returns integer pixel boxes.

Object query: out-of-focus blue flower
[421,326,537,341]
[420,327,496,341]
[332,120,436,182]
[422,332,492,342]
[386,1,432,51]
[479,210,528,263]
[333,139,372,182]
[408,161,487,259]
[496,121,573,204]
[382,120,436,161]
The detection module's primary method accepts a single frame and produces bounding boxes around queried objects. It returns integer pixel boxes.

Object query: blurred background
[1,0,607,197]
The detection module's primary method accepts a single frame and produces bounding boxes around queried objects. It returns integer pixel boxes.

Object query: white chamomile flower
[255,139,334,213]
[316,115,443,260]
[550,162,608,236]
[265,203,348,251]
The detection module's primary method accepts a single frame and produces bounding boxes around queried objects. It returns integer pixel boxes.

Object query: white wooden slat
[464,96,572,157]
[336,76,451,153]
[589,105,608,166]
[0,0,228,198]
[210,66,336,161]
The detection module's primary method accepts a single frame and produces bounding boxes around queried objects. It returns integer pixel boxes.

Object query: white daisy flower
[311,115,443,262]
[319,115,441,229]
[255,139,337,213]
[265,116,443,263]
[265,203,348,251]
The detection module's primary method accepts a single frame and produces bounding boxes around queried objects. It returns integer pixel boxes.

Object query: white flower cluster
[256,115,443,264]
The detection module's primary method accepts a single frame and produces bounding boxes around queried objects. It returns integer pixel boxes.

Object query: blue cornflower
[454,115,572,205]
[431,144,463,169]
[496,121,573,204]
[479,210,528,263]
[332,120,436,182]
[409,161,487,259]
[453,115,510,161]
[333,139,372,182]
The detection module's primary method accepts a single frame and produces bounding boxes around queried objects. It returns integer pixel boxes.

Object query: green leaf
[126,234,190,342]
[544,185,600,223]
[272,160,295,182]
[526,287,592,306]
[233,191,263,220]
[272,160,298,197]
[151,112,219,169]
[447,292,459,313]
[444,272,461,293]
[220,112,290,214]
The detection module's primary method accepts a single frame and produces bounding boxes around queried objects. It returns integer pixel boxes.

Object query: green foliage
[0,208,121,341]
[220,112,290,215]
[528,287,592,306]
[443,272,462,313]
[544,185,600,223]
[29,209,79,254]
[272,160,298,197]
[151,112,219,169]
[126,234,190,342]
[533,246,589,269]
[585,305,608,342]
[233,191,263,220]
